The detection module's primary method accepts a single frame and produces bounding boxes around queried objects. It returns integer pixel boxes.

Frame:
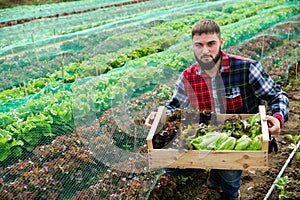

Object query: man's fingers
[268,125,280,136]
[145,112,157,128]
[263,115,281,136]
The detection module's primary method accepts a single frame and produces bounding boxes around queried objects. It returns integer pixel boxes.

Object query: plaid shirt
[166,51,289,125]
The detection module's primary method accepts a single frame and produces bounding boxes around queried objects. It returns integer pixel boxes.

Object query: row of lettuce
[0,0,193,47]
[0,0,291,92]
[0,0,296,100]
[0,0,146,22]
[0,0,226,91]
[0,1,299,163]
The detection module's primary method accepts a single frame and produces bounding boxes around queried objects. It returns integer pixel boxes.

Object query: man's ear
[220,37,224,48]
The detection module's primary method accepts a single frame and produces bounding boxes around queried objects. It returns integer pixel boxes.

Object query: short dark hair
[192,19,221,38]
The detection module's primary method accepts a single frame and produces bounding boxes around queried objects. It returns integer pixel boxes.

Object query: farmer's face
[192,33,223,70]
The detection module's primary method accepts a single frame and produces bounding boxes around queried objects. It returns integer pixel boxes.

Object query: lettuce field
[0,0,299,199]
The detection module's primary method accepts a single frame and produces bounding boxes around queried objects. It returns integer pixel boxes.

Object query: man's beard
[195,50,222,70]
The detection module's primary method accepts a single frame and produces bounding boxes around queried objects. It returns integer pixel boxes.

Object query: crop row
[0,1,254,97]
[0,79,174,199]
[0,0,138,22]
[0,0,203,48]
[0,0,296,99]
[0,0,291,91]
[225,17,300,82]
[0,0,222,91]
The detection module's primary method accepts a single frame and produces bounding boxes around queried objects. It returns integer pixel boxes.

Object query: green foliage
[217,136,236,150]
[188,114,263,151]
[248,135,263,150]
[155,85,173,101]
[222,113,261,139]
[0,89,74,163]
[33,0,40,6]
[175,191,190,200]
[285,134,300,147]
[222,2,255,13]
[3,0,298,97]
[176,175,193,185]
[235,135,252,150]
[284,134,300,160]
[0,77,51,101]
[275,176,293,200]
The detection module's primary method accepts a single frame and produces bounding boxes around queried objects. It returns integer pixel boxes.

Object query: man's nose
[202,45,210,53]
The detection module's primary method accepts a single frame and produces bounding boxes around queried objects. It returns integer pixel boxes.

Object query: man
[145,19,289,200]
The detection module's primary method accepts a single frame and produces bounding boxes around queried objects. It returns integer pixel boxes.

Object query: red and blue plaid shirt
[166,51,289,126]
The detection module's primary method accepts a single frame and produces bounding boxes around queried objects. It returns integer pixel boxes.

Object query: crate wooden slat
[146,106,166,150]
[147,105,269,170]
[148,149,268,170]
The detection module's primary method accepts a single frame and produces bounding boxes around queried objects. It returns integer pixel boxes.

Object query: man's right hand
[145,111,157,128]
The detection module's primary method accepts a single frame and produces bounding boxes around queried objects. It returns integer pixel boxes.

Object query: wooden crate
[146,106,269,170]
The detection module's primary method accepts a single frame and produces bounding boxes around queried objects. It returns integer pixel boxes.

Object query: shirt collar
[196,51,230,76]
[221,51,230,73]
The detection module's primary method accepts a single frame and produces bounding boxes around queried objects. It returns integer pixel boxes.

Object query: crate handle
[146,106,166,150]
[259,105,269,151]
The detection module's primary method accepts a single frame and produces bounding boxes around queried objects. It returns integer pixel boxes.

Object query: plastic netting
[0,0,150,22]
[0,0,240,92]
[0,0,299,199]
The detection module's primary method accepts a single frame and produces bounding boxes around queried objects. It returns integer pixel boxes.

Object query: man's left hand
[263,115,281,135]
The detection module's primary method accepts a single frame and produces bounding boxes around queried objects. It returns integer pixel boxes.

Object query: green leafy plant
[285,134,300,160]
[285,134,300,149]
[34,0,40,6]
[187,113,263,151]
[176,175,193,185]
[122,144,132,151]
[275,176,293,200]
[175,191,190,200]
